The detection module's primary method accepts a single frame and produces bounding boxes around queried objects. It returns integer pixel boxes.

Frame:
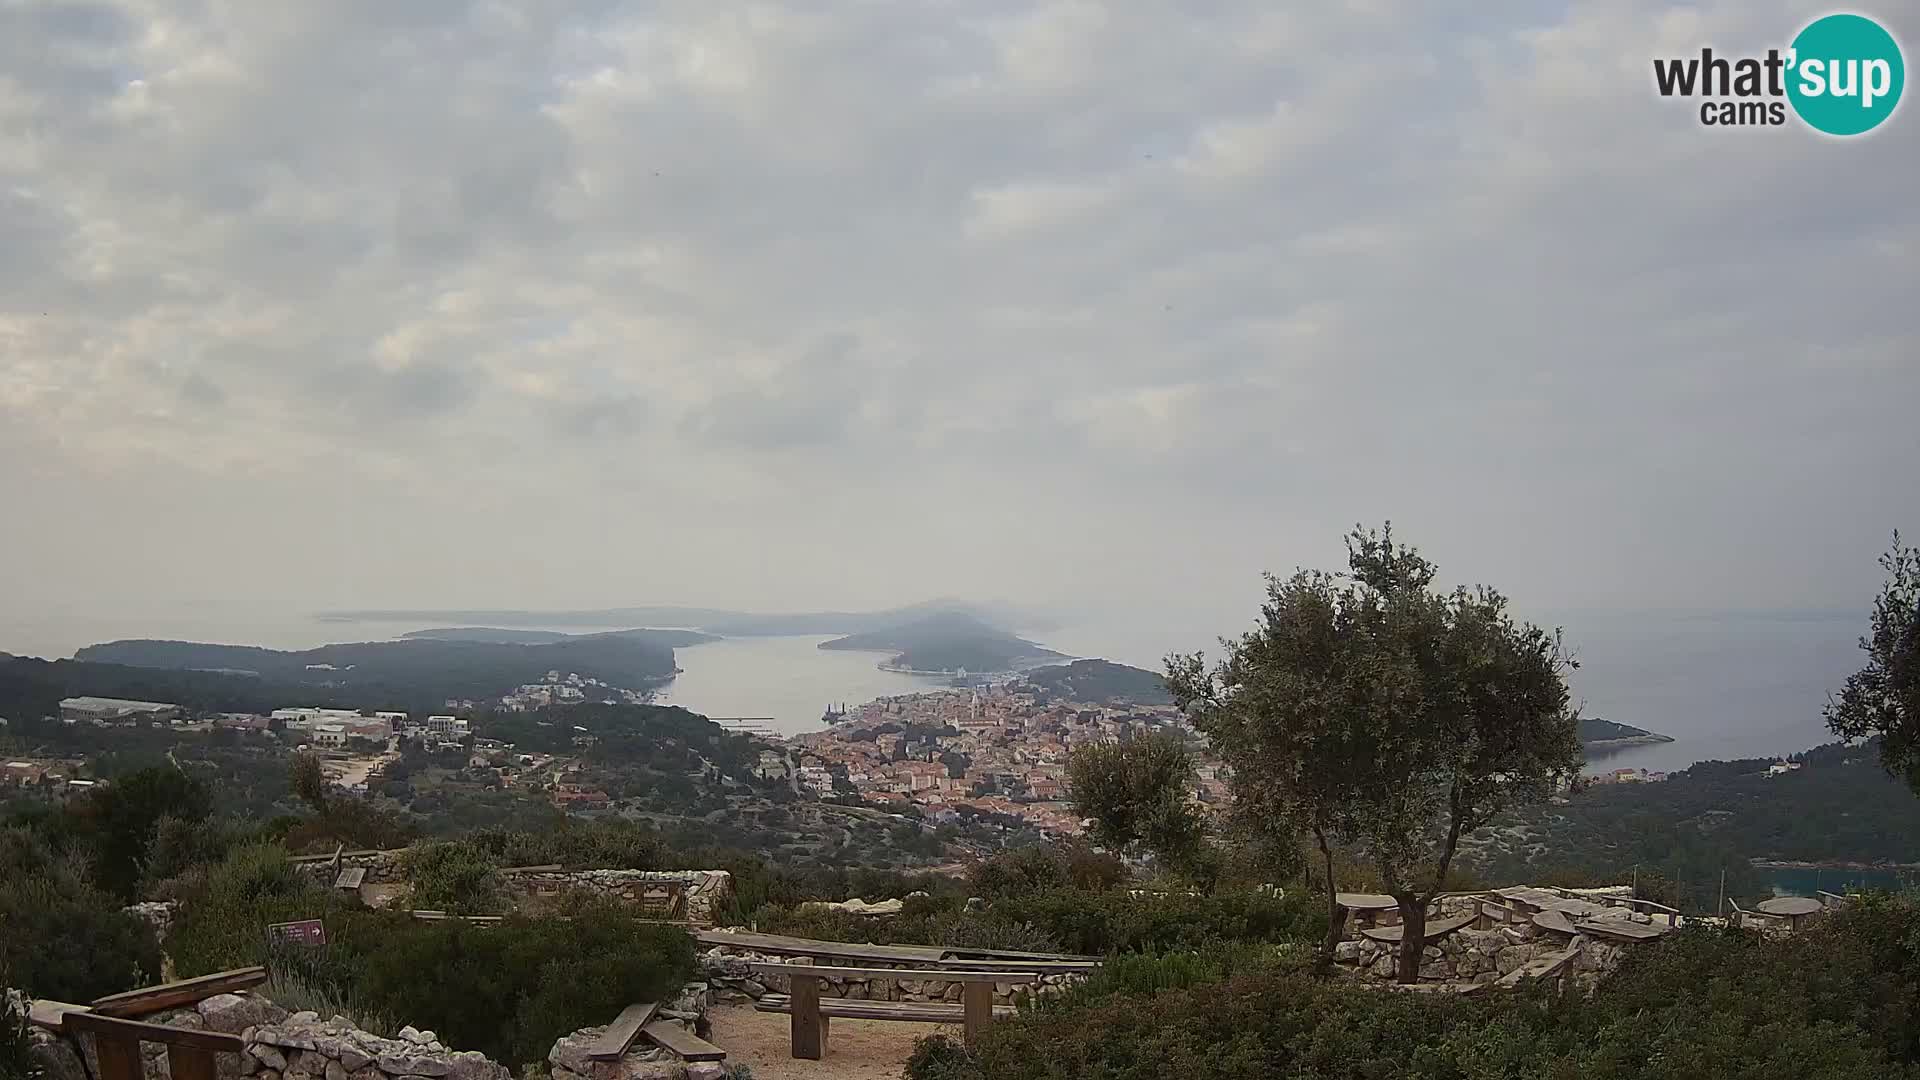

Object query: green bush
[402,840,505,914]
[167,843,349,976]
[914,894,1920,1080]
[337,903,695,1068]
[905,1035,978,1080]
[0,827,160,1001]
[985,886,1321,955]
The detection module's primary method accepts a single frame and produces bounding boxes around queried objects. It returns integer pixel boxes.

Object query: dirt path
[705,1002,958,1080]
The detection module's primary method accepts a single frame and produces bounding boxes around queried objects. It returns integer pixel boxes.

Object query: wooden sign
[267,919,327,947]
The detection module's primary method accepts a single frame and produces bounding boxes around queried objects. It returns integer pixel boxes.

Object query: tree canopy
[1169,523,1582,981]
[1827,531,1920,793]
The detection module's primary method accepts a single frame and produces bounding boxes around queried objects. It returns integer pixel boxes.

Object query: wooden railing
[64,1011,244,1080]
[28,967,267,1080]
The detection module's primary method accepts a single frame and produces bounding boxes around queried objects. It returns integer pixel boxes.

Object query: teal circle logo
[1787,14,1905,136]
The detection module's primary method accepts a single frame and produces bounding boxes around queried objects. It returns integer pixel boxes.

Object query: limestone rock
[251,1045,289,1072]
[28,1029,90,1080]
[201,994,285,1034]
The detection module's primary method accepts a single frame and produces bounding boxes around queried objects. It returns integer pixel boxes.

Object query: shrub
[340,902,696,1068]
[986,886,1321,955]
[905,1035,977,1080]
[167,843,348,976]
[928,894,1920,1080]
[402,840,505,913]
[0,828,159,1001]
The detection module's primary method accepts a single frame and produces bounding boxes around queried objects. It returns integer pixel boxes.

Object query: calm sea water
[0,608,1871,759]
[1760,866,1916,897]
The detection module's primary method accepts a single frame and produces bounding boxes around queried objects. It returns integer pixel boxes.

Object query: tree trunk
[1314,831,1344,975]
[1394,895,1427,984]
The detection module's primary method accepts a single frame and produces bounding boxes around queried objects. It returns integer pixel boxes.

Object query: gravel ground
[706,1002,961,1080]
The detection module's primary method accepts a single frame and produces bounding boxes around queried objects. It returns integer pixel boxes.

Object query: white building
[426,715,469,736]
[310,723,349,748]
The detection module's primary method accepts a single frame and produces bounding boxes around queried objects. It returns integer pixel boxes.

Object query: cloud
[0,0,1914,629]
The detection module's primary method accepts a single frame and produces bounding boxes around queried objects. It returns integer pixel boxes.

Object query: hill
[0,653,345,720]
[1021,659,1172,705]
[1461,738,1920,911]
[1579,716,1675,750]
[73,636,678,704]
[818,612,1065,674]
[322,599,1048,636]
[400,627,720,647]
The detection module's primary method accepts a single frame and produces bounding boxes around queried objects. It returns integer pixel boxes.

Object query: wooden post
[165,1045,218,1080]
[92,1031,143,1080]
[962,982,994,1047]
[790,973,826,1060]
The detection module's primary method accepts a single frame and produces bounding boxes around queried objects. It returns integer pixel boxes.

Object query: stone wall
[23,985,718,1080]
[545,983,723,1080]
[24,993,511,1080]
[503,870,733,926]
[1332,896,1644,988]
[700,944,1084,1006]
[293,852,734,926]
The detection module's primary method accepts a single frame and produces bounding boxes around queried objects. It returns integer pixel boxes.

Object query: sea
[0,607,1872,767]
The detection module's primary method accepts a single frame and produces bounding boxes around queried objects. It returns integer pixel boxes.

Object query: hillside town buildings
[789,682,1222,838]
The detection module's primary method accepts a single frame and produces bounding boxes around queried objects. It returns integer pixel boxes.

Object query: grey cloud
[0,0,1914,625]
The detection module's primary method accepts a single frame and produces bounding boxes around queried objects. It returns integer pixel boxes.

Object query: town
[788,680,1227,838]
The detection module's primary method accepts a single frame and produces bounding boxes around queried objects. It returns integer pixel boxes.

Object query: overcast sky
[2,0,1915,644]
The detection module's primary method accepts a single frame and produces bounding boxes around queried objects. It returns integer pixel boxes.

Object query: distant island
[1579,716,1676,752]
[400,627,719,648]
[1020,659,1173,706]
[72,635,679,705]
[818,612,1066,674]
[321,598,1055,637]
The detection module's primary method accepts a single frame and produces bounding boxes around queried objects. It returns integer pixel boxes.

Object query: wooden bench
[587,1003,727,1065]
[749,963,1038,1060]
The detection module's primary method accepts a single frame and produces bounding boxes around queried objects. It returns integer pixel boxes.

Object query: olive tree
[1171,524,1582,982]
[1066,734,1213,885]
[1826,531,1920,792]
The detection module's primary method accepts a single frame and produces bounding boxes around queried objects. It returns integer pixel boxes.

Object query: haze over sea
[0,608,1867,771]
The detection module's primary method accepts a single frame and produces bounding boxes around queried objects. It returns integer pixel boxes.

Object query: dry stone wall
[293,851,733,926]
[503,869,733,926]
[700,944,1083,1006]
[546,982,723,1080]
[1332,896,1646,988]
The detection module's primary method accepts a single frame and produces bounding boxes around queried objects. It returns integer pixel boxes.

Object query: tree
[1171,524,1582,982]
[1066,734,1212,884]
[1827,531,1920,793]
[75,765,212,902]
[289,753,330,814]
[1166,567,1376,973]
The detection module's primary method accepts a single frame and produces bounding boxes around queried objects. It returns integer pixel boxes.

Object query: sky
[1,0,1916,646]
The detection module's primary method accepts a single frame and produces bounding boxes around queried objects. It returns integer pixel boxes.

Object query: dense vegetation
[74,636,676,704]
[819,612,1064,673]
[1020,660,1172,706]
[166,843,693,1070]
[1464,739,1920,911]
[909,894,1920,1080]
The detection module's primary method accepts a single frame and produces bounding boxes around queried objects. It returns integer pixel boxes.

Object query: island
[72,635,680,706]
[400,627,719,648]
[1578,716,1676,752]
[817,612,1065,674]
[1018,659,1173,706]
